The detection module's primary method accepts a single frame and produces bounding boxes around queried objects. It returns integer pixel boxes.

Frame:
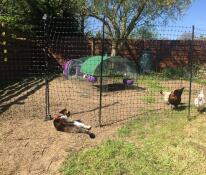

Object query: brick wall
[1,34,206,80]
[90,38,206,70]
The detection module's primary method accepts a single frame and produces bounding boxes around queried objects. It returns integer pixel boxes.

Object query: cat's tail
[78,127,95,139]
[88,132,96,139]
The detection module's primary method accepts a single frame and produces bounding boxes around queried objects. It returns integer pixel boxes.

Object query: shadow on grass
[198,107,206,113]
[174,105,188,111]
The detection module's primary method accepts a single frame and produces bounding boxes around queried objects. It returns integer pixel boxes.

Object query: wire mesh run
[1,17,206,126]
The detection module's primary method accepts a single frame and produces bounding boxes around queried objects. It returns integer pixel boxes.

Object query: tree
[130,25,157,39]
[0,0,82,32]
[178,32,192,40]
[80,0,192,56]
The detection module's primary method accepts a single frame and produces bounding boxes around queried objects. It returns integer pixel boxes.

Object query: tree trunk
[111,46,117,56]
[111,40,119,56]
[111,39,126,56]
[47,48,66,68]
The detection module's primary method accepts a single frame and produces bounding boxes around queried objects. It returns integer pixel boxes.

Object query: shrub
[162,67,189,79]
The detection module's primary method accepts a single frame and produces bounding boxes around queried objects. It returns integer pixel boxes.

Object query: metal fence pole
[43,14,51,121]
[188,25,194,120]
[98,16,105,127]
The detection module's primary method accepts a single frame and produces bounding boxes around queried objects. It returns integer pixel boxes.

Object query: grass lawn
[60,110,206,175]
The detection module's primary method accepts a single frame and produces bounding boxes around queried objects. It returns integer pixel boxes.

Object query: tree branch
[123,0,147,39]
[114,0,126,17]
[105,2,124,40]
[87,14,113,38]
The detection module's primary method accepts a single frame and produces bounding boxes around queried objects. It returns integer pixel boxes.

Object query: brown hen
[168,87,184,109]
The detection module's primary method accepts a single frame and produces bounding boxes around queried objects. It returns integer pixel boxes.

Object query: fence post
[42,14,52,121]
[188,25,194,120]
[98,16,105,127]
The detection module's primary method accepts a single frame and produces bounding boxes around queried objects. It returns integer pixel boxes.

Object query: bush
[162,67,189,79]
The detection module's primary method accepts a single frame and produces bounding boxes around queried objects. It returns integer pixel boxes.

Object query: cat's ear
[59,108,67,114]
[67,111,71,116]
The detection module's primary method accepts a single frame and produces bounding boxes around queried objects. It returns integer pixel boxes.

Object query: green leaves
[0,0,83,32]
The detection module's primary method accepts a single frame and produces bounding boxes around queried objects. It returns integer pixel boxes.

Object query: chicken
[168,87,184,109]
[52,109,95,138]
[160,90,171,104]
[194,88,205,113]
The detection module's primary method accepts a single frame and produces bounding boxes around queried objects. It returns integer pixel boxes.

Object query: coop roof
[80,55,136,77]
[80,55,110,75]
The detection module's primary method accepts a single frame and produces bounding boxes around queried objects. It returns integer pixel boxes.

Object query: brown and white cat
[52,109,95,139]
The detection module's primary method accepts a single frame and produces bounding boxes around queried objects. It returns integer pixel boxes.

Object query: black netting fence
[1,16,206,126]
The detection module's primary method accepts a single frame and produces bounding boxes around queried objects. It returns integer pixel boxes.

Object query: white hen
[194,88,205,112]
[160,90,171,104]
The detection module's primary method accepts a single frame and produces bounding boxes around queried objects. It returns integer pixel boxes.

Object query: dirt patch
[0,116,122,175]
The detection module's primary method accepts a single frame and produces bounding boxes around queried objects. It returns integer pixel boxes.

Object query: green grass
[138,74,171,93]
[142,95,156,104]
[61,110,206,175]
[118,111,206,175]
[139,74,164,92]
[194,79,206,85]
[61,140,141,175]
[138,74,167,104]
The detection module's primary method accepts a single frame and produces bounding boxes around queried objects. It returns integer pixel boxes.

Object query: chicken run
[1,54,205,175]
[2,15,206,175]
